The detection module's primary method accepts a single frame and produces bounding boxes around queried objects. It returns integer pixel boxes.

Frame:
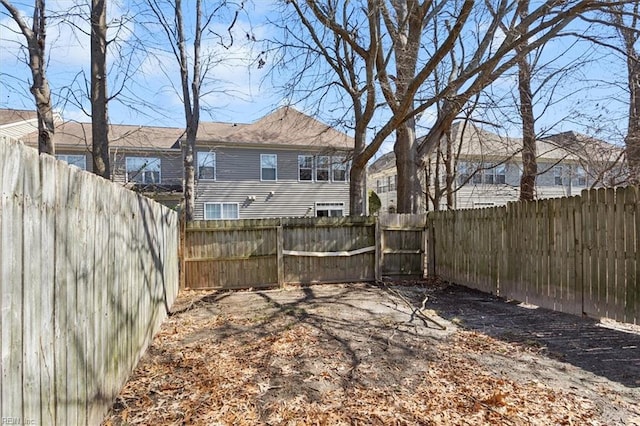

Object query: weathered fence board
[428,185,639,325]
[0,136,179,425]
[378,214,426,278]
[283,217,376,284]
[183,215,430,289]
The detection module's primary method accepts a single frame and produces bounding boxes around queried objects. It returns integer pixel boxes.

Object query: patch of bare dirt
[102,281,640,425]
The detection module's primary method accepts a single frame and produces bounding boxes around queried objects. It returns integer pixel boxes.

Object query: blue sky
[0,1,283,125]
[0,1,632,152]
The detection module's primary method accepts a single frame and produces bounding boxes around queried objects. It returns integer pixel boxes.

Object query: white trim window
[316,155,330,181]
[574,165,587,186]
[495,164,506,184]
[126,157,161,184]
[197,151,216,180]
[316,202,344,217]
[457,161,472,185]
[554,165,564,186]
[298,155,313,181]
[56,154,86,170]
[332,157,348,181]
[261,154,277,181]
[468,163,506,185]
[388,175,397,191]
[204,202,239,220]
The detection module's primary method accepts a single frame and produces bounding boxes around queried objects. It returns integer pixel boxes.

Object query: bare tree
[278,1,615,213]
[514,0,537,201]
[378,1,430,213]
[1,0,55,154]
[610,3,640,184]
[401,1,617,211]
[147,0,242,221]
[271,1,380,215]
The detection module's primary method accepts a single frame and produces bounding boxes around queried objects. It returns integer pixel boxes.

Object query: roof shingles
[15,106,353,151]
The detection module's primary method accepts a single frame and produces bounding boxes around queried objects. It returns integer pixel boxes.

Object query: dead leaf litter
[103,283,639,426]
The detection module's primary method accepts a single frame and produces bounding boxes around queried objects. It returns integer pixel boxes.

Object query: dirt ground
[103,280,640,425]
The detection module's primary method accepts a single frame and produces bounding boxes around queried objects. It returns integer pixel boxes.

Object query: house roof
[16,106,353,151]
[0,109,42,140]
[368,151,396,174]
[368,121,623,173]
[0,109,38,126]
[446,121,622,162]
[20,121,184,151]
[541,131,623,163]
[196,107,353,149]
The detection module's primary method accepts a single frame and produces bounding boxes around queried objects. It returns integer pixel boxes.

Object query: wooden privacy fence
[182,214,426,289]
[429,186,639,325]
[0,137,179,425]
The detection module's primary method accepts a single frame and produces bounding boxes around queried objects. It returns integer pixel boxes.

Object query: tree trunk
[349,124,369,216]
[183,128,197,221]
[394,117,421,214]
[626,48,640,184]
[517,1,536,200]
[91,0,110,178]
[31,0,54,155]
[1,0,55,154]
[349,164,367,216]
[444,130,455,209]
[518,57,537,200]
[175,0,201,222]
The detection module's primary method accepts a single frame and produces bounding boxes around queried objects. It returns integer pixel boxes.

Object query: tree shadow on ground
[419,284,640,388]
[175,284,445,397]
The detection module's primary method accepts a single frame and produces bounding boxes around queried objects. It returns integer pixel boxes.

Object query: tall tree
[378,1,429,213]
[1,0,55,154]
[274,0,380,215]
[147,0,241,220]
[279,1,612,213]
[91,0,110,178]
[516,0,537,201]
[610,3,640,184]
[390,1,611,212]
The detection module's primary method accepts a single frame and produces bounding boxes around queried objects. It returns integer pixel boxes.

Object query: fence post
[179,212,186,290]
[426,214,436,277]
[574,195,584,316]
[277,223,284,287]
[375,217,382,281]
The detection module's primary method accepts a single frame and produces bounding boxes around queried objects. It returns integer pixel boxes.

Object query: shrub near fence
[428,186,639,325]
[0,137,179,425]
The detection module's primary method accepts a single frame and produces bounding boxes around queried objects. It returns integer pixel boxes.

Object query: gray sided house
[12,107,352,218]
[368,122,624,212]
[189,107,352,220]
[19,120,185,208]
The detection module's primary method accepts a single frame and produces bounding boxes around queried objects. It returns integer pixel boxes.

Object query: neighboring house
[19,120,185,208]
[188,107,352,219]
[368,122,624,212]
[368,151,398,213]
[10,106,353,219]
[0,108,62,139]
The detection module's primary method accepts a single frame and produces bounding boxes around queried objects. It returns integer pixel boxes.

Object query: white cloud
[60,107,90,123]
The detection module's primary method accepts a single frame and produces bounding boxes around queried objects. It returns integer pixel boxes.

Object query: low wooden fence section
[377,214,427,277]
[430,207,503,294]
[182,214,425,289]
[0,137,179,425]
[429,186,639,324]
